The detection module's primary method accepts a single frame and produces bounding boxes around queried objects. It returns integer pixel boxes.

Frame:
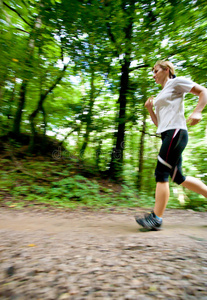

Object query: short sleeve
[174,77,195,94]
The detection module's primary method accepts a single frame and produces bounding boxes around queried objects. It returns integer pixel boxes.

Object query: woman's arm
[145,96,158,127]
[187,84,207,125]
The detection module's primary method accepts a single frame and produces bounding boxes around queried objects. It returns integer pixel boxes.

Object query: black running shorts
[155,129,188,184]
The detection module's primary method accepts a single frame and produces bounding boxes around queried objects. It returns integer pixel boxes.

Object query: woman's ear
[165,67,171,77]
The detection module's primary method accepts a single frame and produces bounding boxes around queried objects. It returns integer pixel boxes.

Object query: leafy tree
[0,0,207,210]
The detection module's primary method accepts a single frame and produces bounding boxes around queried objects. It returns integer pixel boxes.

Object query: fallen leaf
[149,285,157,292]
[27,244,36,247]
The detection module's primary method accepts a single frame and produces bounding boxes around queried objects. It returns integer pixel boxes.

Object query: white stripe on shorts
[171,166,178,182]
[158,155,172,169]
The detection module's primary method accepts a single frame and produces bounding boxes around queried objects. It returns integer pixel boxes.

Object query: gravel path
[0,207,207,299]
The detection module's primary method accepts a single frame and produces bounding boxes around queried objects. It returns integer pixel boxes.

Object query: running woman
[135,60,207,230]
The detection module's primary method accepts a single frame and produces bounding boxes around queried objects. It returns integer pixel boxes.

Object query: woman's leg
[181,176,207,197]
[154,182,170,217]
[154,176,207,219]
[135,130,188,230]
[153,130,189,218]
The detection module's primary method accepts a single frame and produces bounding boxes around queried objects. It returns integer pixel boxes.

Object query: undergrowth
[0,156,151,210]
[0,155,206,211]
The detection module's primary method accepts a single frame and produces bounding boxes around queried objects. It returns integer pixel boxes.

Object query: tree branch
[29,61,70,121]
[41,62,69,101]
[59,126,80,146]
[139,129,160,138]
[106,23,120,57]
[11,27,30,34]
[3,1,32,27]
[129,64,150,73]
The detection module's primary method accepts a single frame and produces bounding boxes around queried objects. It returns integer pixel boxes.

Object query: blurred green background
[0,0,206,210]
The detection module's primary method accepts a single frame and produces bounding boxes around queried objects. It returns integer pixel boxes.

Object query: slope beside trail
[0,207,207,300]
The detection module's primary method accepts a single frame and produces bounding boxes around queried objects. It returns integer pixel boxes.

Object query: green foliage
[183,192,207,212]
[0,0,207,210]
[0,154,205,211]
[0,158,140,209]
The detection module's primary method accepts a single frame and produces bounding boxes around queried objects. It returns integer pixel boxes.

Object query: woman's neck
[161,77,170,89]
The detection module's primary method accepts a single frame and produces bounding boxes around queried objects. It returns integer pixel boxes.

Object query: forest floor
[0,207,207,300]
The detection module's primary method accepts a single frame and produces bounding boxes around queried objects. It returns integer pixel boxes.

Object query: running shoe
[135,212,162,231]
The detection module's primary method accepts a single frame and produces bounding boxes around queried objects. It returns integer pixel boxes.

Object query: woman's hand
[188,84,207,125]
[145,96,154,110]
[187,112,202,126]
[144,96,158,127]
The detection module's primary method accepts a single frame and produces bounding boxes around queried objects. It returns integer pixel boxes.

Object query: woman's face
[153,65,168,85]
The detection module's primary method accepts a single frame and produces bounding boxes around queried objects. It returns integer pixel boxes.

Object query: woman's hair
[153,60,175,79]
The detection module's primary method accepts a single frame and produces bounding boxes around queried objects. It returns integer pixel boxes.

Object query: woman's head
[152,60,176,87]
[153,60,175,79]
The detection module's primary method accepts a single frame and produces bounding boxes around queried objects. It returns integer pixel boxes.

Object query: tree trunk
[29,63,69,152]
[80,67,95,157]
[108,0,135,179]
[137,110,147,190]
[109,57,130,179]
[95,139,102,169]
[0,74,8,105]
[7,77,16,121]
[12,79,28,137]
[12,15,42,138]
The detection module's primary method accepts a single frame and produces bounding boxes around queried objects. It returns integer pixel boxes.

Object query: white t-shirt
[154,77,195,134]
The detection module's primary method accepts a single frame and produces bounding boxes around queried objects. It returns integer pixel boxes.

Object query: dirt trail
[0,207,207,299]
